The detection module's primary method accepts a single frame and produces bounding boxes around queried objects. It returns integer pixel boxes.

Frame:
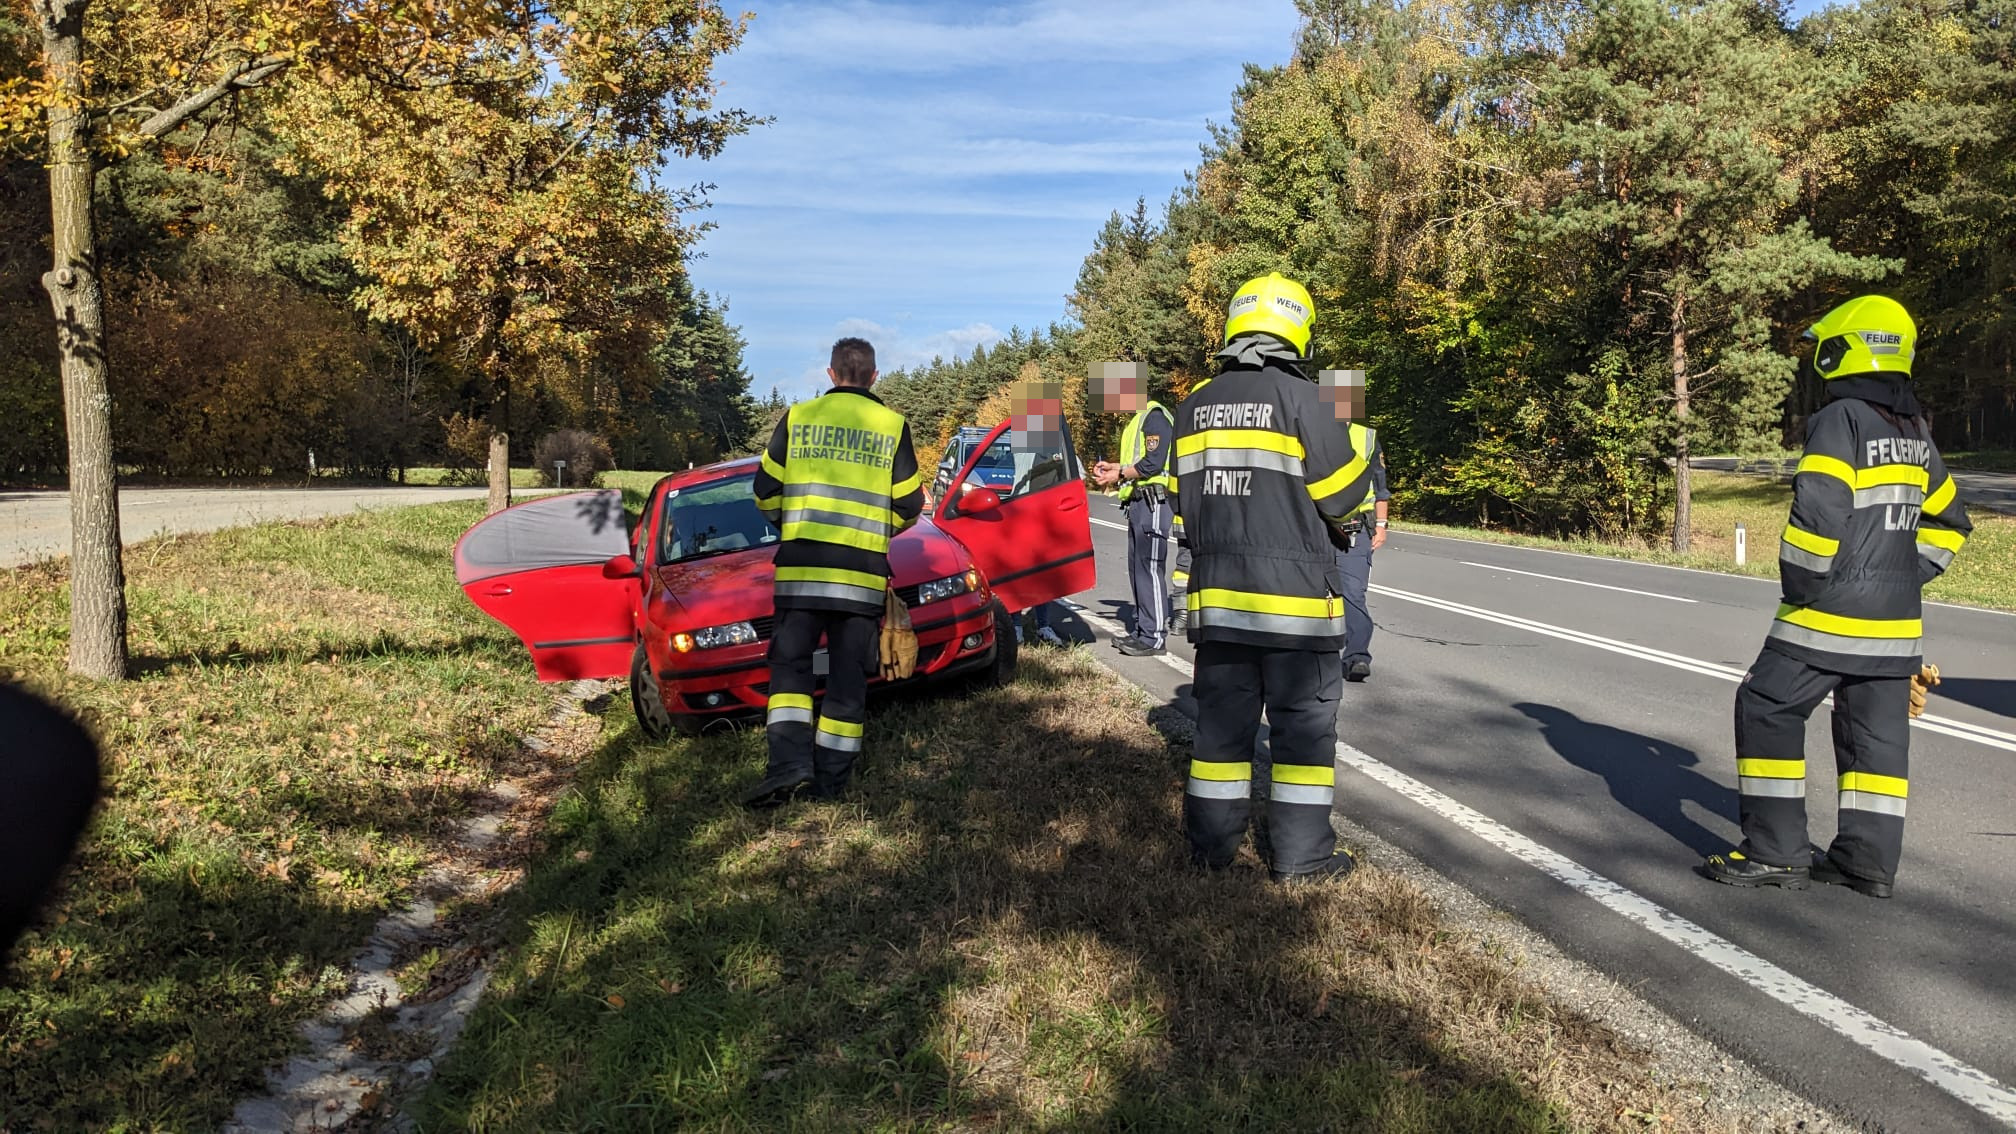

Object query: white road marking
[1395,529,2016,618]
[1372,584,2016,754]
[1060,592,2016,1125]
[1092,514,2016,750]
[1459,560,1698,603]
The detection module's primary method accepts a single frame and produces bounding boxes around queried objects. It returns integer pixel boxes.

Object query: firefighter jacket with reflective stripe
[753,387,925,616]
[1173,358,1371,650]
[1770,396,1971,675]
[1117,401,1174,502]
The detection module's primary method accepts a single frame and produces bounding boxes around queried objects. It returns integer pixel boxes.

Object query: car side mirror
[601,553,642,579]
[958,487,1003,514]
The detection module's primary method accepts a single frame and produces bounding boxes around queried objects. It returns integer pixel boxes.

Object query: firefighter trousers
[1125,491,1171,646]
[765,608,877,795]
[1734,645,1911,884]
[1186,644,1343,874]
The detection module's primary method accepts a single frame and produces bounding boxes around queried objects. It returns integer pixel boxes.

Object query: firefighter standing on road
[1177,273,1371,883]
[1093,362,1175,657]
[1321,370,1391,682]
[1704,296,1971,898]
[746,337,925,808]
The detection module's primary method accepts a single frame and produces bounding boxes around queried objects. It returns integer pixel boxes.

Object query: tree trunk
[38,0,128,680]
[1672,286,1692,555]
[486,374,511,514]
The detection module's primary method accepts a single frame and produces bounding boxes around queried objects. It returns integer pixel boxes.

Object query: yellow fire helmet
[1224,272,1316,356]
[1803,295,1916,380]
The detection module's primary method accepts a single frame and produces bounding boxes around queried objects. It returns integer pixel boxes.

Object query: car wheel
[630,644,676,741]
[982,599,1018,688]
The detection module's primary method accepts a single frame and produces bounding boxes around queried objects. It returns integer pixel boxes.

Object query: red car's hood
[652,519,972,626]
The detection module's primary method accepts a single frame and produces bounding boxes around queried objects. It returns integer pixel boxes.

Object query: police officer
[1704,296,1971,897]
[1176,273,1371,883]
[1093,362,1175,657]
[746,337,925,807]
[1321,371,1390,682]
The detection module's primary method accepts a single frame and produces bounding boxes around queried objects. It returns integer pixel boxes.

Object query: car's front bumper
[653,592,998,721]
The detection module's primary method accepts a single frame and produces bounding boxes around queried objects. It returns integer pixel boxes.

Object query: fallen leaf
[606,993,625,1008]
[658,979,682,994]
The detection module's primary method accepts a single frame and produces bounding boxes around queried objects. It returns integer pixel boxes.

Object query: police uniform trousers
[764,608,878,796]
[1125,490,1171,646]
[1187,645,1343,873]
[1734,644,1911,884]
[1336,528,1375,664]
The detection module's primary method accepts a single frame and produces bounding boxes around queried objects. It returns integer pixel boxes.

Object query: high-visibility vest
[1346,423,1378,517]
[1118,401,1174,502]
[759,391,911,610]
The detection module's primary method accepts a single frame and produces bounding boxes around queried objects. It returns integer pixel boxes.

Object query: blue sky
[668,0,1307,402]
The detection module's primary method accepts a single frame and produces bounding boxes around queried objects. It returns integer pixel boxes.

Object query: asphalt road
[0,486,537,568]
[1065,512,2016,1132]
[1693,456,2016,514]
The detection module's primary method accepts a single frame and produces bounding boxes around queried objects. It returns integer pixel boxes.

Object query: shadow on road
[1930,677,2016,721]
[1513,702,1734,857]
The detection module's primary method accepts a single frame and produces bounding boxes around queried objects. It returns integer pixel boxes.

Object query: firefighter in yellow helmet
[1175,273,1371,882]
[1704,296,1970,898]
[746,337,925,807]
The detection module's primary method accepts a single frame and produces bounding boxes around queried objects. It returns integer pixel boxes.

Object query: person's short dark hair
[831,338,876,386]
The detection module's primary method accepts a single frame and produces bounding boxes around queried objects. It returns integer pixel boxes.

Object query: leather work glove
[879,589,919,682]
[1908,663,1940,719]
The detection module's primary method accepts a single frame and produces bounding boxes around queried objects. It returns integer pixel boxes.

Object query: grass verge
[0,501,552,1130]
[417,648,1764,1133]
[1401,471,2016,611]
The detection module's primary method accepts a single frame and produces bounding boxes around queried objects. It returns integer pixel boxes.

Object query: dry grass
[422,648,1780,1133]
[0,502,552,1130]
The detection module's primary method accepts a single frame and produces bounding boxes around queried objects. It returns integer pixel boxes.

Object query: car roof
[655,455,760,494]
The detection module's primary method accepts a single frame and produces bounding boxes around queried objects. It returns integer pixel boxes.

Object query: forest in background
[878,0,2016,545]
[0,4,766,485]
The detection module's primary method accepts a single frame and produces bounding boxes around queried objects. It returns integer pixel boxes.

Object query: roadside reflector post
[554,458,567,488]
[1735,522,1746,566]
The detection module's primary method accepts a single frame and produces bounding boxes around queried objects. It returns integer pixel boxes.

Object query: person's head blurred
[1319,369,1366,422]
[1011,366,1064,452]
[1095,360,1147,415]
[828,338,877,389]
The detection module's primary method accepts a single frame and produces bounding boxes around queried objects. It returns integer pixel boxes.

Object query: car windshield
[971,440,1014,475]
[659,473,776,564]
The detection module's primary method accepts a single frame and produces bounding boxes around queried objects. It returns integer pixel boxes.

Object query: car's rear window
[659,473,777,563]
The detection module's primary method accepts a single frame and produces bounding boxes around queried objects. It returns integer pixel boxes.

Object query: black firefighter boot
[1702,849,1809,890]
[1271,850,1358,885]
[1810,850,1893,899]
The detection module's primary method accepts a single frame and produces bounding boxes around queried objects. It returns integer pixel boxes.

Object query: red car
[456,419,1096,737]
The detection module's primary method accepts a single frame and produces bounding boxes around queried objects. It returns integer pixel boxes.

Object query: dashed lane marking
[1458,560,1698,603]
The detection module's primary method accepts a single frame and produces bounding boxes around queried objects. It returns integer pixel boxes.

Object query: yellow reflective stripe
[775,565,888,590]
[1307,455,1369,503]
[892,468,922,498]
[754,494,782,512]
[1840,771,1907,798]
[1190,760,1252,781]
[1796,453,1855,487]
[1271,763,1335,786]
[1780,524,1839,557]
[1919,526,1965,552]
[1191,588,1338,618]
[815,716,864,738]
[1773,605,1922,639]
[1174,429,1306,459]
[1737,758,1805,780]
[761,452,787,481]
[1857,463,1930,490]
[779,523,889,551]
[768,692,813,711]
[1925,476,1957,515]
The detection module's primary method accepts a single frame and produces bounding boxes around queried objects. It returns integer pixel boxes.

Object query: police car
[455,419,1096,737]
[931,425,1018,505]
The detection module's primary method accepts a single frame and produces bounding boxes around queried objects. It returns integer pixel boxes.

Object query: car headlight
[915,568,984,605]
[672,621,759,652]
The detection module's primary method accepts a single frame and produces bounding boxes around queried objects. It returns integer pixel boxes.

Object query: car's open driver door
[454,489,637,681]
[933,417,1096,612]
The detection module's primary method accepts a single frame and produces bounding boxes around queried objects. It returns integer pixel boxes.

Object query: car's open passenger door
[933,417,1096,612]
[454,489,637,681]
